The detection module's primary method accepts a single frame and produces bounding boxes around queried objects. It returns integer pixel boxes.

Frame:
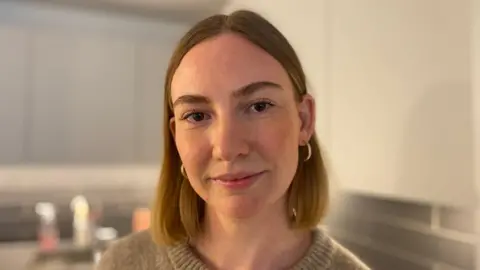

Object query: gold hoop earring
[304,142,312,162]
[180,164,187,178]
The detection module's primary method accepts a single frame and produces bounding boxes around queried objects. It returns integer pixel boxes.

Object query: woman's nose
[211,117,249,162]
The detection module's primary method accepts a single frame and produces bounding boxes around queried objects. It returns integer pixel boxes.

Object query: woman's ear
[298,94,316,144]
[169,117,176,139]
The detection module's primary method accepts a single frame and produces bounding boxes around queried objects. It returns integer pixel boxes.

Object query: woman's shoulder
[95,230,172,270]
[328,237,371,270]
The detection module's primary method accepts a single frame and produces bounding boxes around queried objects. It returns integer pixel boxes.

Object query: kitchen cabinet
[133,42,170,163]
[65,35,137,164]
[328,0,475,206]
[0,1,189,165]
[29,31,72,163]
[30,31,137,164]
[0,25,28,164]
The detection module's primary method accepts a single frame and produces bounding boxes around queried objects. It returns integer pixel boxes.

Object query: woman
[97,9,369,270]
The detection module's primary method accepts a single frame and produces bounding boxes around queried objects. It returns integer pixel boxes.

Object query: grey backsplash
[0,187,153,242]
[1,186,477,269]
[324,193,477,270]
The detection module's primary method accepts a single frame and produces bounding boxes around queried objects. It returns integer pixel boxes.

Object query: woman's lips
[212,171,265,189]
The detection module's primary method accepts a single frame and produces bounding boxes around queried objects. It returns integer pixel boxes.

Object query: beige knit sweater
[96,229,370,270]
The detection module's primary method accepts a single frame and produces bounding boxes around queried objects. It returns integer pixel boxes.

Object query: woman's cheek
[177,129,209,170]
[176,128,204,160]
[257,117,296,154]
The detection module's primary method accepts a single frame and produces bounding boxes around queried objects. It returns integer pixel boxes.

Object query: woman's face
[170,33,315,219]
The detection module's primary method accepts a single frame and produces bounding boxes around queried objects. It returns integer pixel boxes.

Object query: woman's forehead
[170,33,291,101]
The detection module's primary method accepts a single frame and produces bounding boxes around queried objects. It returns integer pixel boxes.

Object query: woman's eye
[250,101,273,113]
[185,112,208,122]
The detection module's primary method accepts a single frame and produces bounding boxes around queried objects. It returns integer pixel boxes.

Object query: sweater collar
[163,228,334,269]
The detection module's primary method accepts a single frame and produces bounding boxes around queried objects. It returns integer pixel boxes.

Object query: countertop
[0,240,95,270]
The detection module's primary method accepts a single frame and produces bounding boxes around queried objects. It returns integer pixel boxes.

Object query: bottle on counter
[70,195,91,248]
[35,202,59,252]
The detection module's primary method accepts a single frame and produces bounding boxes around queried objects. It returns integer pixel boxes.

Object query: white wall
[223,0,476,207]
[473,0,480,268]
[328,0,473,206]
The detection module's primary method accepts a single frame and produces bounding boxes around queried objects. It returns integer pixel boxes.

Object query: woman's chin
[212,197,263,220]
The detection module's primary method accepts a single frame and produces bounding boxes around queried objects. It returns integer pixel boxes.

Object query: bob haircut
[151,9,329,245]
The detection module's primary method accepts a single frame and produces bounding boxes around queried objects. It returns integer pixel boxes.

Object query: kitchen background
[0,0,479,269]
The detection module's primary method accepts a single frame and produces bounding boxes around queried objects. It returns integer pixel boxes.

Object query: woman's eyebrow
[172,81,282,108]
[172,95,210,108]
[232,81,282,98]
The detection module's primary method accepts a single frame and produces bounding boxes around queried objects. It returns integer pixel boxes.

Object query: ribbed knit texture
[96,228,370,270]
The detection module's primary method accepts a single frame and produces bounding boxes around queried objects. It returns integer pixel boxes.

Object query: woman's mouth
[211,171,265,189]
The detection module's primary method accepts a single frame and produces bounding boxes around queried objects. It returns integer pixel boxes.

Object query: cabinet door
[67,35,136,164]
[30,31,136,164]
[30,31,71,163]
[329,0,474,206]
[134,42,171,164]
[0,26,28,164]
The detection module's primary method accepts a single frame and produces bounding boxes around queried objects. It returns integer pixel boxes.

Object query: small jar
[92,227,118,265]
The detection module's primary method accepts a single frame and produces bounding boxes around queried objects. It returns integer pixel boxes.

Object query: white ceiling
[7,0,229,22]
[101,0,225,9]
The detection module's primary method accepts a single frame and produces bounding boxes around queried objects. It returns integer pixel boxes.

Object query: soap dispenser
[35,202,59,252]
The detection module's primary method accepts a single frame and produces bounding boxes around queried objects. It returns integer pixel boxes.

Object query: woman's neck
[191,204,312,270]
